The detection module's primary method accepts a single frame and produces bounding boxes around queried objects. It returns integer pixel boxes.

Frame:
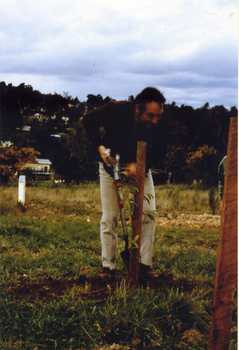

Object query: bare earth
[156,213,221,229]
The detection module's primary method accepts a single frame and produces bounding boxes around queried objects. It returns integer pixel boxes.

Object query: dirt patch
[8,271,194,303]
[22,202,221,229]
[18,199,222,231]
[156,213,221,229]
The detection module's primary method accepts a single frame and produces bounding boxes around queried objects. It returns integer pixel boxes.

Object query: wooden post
[209,117,238,350]
[130,141,147,287]
[51,169,56,189]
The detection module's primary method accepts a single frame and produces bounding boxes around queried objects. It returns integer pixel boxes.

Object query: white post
[18,175,26,205]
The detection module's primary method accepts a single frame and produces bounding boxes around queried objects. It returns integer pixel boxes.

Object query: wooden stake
[129,141,147,287]
[51,169,56,189]
[209,117,238,350]
[18,175,26,205]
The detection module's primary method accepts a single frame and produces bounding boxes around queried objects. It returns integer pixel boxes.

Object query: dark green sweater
[83,100,168,175]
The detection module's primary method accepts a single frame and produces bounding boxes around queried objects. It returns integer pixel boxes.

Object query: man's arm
[98,145,114,167]
[84,102,125,168]
[83,105,107,148]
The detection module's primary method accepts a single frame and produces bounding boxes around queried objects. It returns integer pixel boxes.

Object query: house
[23,158,52,181]
[22,126,31,131]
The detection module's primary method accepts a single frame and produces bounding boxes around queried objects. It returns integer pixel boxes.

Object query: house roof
[36,158,52,165]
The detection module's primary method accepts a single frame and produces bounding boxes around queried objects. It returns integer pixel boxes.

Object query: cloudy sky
[0,0,237,108]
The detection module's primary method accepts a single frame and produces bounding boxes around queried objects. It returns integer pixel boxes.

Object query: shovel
[107,152,130,270]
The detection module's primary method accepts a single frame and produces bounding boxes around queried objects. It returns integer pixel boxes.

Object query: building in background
[23,158,52,181]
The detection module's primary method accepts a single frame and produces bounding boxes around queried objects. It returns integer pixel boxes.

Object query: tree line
[0,81,237,185]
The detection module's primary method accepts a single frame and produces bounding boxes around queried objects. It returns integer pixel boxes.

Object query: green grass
[0,287,211,349]
[0,183,236,349]
[154,229,217,282]
[0,217,101,279]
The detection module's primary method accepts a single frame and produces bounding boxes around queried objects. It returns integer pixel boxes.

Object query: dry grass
[25,184,101,205]
[0,183,100,203]
[0,183,218,219]
[155,185,216,214]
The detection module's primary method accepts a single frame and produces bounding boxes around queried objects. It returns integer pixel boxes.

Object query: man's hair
[134,87,166,114]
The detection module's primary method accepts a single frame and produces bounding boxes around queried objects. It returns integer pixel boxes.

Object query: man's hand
[125,162,137,177]
[98,145,116,167]
[98,146,136,176]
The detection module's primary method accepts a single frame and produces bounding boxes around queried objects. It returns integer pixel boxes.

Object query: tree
[86,94,103,112]
[164,146,190,183]
[0,146,40,183]
[0,82,23,139]
[186,145,219,185]
[186,145,218,171]
[66,98,85,127]
[64,120,99,182]
[86,94,112,112]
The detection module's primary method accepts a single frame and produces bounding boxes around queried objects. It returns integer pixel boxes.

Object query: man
[83,87,168,279]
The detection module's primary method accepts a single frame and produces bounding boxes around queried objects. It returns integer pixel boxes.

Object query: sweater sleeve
[83,104,108,147]
[83,101,127,148]
[147,113,169,169]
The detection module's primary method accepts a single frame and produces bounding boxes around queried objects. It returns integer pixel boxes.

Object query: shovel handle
[106,151,128,240]
[114,180,128,236]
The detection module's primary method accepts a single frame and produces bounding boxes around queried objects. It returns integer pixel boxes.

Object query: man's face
[135,101,164,129]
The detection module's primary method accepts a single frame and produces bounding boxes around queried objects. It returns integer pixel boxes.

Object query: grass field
[0,183,237,349]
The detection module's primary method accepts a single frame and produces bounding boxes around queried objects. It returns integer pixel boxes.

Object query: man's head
[134,87,166,129]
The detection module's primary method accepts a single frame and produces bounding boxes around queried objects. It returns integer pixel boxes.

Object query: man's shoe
[99,267,115,278]
[139,263,158,279]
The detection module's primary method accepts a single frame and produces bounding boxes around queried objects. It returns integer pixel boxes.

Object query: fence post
[209,117,238,349]
[129,141,147,287]
[18,175,26,205]
[51,169,56,189]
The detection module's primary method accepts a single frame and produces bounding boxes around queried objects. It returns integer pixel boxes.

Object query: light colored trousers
[99,162,156,270]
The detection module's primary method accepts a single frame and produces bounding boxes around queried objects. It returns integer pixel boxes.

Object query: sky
[0,0,238,108]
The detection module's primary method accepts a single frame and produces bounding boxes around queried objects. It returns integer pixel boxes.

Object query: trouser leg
[100,164,156,269]
[140,170,156,266]
[100,163,119,270]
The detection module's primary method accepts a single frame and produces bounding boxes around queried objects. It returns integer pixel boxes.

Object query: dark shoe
[139,263,158,279]
[99,267,115,278]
